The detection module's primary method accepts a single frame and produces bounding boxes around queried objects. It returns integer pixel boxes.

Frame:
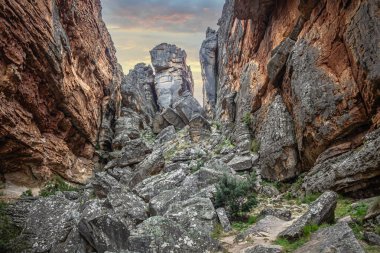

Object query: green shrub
[297,193,321,205]
[0,202,25,253]
[39,176,78,197]
[21,189,33,197]
[250,139,260,153]
[242,112,252,126]
[375,225,380,235]
[211,223,223,239]
[215,174,257,218]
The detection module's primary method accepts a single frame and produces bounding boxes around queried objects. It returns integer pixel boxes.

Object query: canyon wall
[0,0,122,192]
[201,0,380,196]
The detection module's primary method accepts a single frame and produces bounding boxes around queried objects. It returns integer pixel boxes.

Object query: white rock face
[150,43,194,109]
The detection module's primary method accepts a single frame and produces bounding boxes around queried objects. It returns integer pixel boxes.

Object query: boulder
[133,168,187,201]
[127,149,165,188]
[164,197,216,236]
[153,112,170,134]
[155,125,176,144]
[279,191,338,240]
[174,92,206,124]
[127,216,219,253]
[189,115,211,142]
[115,139,152,167]
[92,172,120,198]
[364,231,380,246]
[228,155,253,171]
[216,207,232,232]
[294,222,365,253]
[161,107,186,129]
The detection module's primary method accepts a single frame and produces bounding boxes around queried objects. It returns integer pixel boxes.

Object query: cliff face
[201,0,380,196]
[0,0,122,192]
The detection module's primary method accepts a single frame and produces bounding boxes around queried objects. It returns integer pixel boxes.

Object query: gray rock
[260,208,291,221]
[259,185,280,197]
[244,245,283,253]
[116,139,152,167]
[256,95,299,181]
[303,129,380,195]
[155,125,176,144]
[164,197,216,236]
[92,172,120,198]
[200,27,218,118]
[189,115,211,142]
[161,107,186,129]
[127,216,219,253]
[364,231,380,246]
[294,222,365,253]
[78,200,130,253]
[107,167,133,181]
[174,91,206,124]
[121,63,158,126]
[13,194,83,253]
[150,43,194,109]
[134,168,187,201]
[152,112,170,134]
[163,162,190,173]
[216,207,232,232]
[228,155,252,171]
[127,148,165,188]
[235,215,286,242]
[267,38,295,83]
[279,191,337,240]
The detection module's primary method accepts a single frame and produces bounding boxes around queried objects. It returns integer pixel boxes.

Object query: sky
[100,0,225,103]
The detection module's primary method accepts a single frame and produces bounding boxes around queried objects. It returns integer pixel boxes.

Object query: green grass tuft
[39,176,78,197]
[211,223,223,239]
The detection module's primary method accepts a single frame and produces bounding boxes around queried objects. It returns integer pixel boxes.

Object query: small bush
[297,193,320,205]
[242,112,252,126]
[250,139,260,153]
[39,176,78,197]
[0,202,25,253]
[211,223,223,239]
[21,189,32,197]
[215,174,257,218]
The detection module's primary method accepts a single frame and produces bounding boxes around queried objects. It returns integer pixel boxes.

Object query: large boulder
[161,107,186,129]
[127,216,219,253]
[189,115,211,142]
[113,139,152,167]
[228,155,253,172]
[303,129,380,196]
[174,92,206,124]
[279,191,338,240]
[294,222,365,253]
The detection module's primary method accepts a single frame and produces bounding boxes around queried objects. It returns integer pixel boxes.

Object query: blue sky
[100,0,225,102]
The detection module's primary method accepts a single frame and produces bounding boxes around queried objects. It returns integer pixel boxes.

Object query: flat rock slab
[244,244,283,253]
[216,207,232,232]
[294,222,365,253]
[228,155,253,171]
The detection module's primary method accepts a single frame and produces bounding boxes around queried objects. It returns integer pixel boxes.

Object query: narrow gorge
[0,0,379,252]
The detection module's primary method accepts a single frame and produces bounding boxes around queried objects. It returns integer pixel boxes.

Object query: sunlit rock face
[201,0,380,195]
[150,43,195,109]
[0,0,122,190]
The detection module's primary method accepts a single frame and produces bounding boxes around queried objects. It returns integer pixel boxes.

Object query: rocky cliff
[0,0,122,194]
[200,0,380,196]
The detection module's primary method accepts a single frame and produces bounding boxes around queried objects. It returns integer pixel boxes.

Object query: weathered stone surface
[127,149,165,188]
[294,222,365,253]
[155,125,176,144]
[279,191,337,240]
[127,216,219,253]
[228,156,253,171]
[164,197,216,236]
[78,200,130,253]
[255,95,299,181]
[0,0,122,189]
[200,28,218,118]
[152,112,171,134]
[303,129,380,196]
[150,43,194,109]
[216,207,232,232]
[92,172,120,198]
[244,245,283,253]
[189,115,211,142]
[121,63,157,126]
[174,92,206,124]
[260,208,291,221]
[114,139,152,167]
[161,107,186,129]
[267,38,295,84]
[134,168,187,201]
[364,231,380,246]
